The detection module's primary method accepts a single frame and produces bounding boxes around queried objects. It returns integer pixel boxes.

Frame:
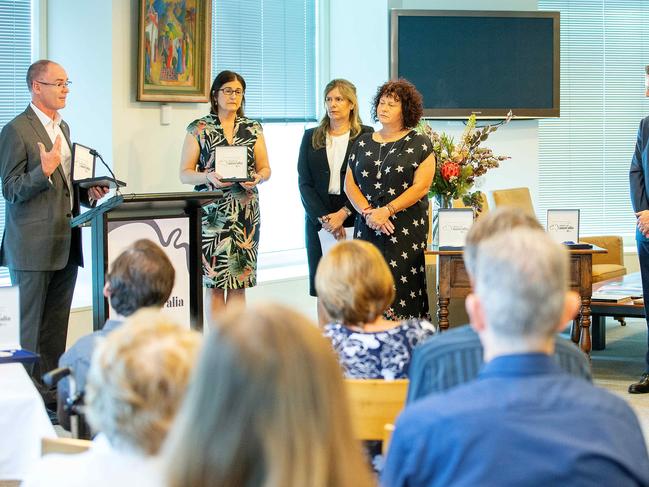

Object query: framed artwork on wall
[137,0,212,102]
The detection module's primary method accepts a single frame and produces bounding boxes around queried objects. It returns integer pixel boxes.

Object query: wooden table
[427,245,606,355]
[591,272,645,351]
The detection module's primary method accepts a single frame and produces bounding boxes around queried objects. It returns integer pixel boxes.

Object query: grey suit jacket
[0,105,88,271]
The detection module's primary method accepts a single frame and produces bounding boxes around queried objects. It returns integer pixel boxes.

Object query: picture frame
[546,209,580,244]
[137,0,212,102]
[438,208,474,249]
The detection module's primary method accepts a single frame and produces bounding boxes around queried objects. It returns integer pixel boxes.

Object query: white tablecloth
[0,363,56,480]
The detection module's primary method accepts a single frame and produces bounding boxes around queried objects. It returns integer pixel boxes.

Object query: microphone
[89,148,123,192]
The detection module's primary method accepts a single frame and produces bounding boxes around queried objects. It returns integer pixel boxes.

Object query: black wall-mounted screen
[390,10,560,119]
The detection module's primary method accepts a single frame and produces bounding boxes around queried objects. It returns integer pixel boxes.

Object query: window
[0,0,32,283]
[210,0,318,268]
[537,1,649,237]
[211,0,316,122]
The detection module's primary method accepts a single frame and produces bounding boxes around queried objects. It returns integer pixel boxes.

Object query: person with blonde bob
[317,240,437,380]
[297,78,373,324]
[164,303,374,487]
[22,309,201,487]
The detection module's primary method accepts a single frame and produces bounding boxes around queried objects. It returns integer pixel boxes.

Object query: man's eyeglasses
[36,80,72,88]
[219,88,243,97]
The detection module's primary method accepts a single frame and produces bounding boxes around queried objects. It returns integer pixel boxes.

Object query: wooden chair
[41,437,92,456]
[491,187,537,218]
[345,379,408,456]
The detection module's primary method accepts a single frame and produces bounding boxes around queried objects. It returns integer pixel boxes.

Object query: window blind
[0,0,32,283]
[211,0,316,122]
[538,1,649,237]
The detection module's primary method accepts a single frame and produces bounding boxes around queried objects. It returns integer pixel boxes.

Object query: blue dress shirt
[382,354,649,487]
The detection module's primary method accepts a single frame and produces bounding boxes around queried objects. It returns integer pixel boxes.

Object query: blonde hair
[316,240,395,326]
[165,303,374,487]
[85,309,201,455]
[312,79,363,150]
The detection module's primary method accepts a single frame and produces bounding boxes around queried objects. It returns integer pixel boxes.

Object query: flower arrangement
[416,111,513,212]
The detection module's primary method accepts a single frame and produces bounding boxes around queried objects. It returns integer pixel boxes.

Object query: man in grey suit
[0,59,108,399]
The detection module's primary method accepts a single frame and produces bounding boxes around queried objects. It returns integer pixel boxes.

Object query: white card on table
[0,286,20,350]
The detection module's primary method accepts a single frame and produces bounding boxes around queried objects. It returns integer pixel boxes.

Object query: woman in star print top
[345,79,435,320]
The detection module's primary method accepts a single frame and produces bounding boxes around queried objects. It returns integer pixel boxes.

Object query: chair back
[41,437,92,456]
[491,187,536,217]
[345,379,408,441]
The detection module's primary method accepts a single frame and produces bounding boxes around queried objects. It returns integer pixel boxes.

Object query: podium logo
[166,296,184,308]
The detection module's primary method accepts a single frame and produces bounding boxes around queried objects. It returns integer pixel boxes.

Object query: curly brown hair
[371,78,424,129]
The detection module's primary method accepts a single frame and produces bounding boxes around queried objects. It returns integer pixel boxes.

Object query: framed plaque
[439,208,474,249]
[547,209,579,244]
[215,146,252,182]
[71,143,95,182]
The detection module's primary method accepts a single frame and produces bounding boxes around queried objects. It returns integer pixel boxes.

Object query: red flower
[440,161,460,181]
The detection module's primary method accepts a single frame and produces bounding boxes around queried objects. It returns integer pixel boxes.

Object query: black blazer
[297,124,374,225]
[630,115,649,214]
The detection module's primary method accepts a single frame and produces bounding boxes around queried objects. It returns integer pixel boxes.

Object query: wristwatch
[341,206,352,217]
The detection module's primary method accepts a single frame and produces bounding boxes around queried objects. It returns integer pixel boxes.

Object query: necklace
[375,141,397,179]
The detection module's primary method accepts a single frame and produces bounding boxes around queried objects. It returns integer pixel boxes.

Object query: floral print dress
[186,114,262,289]
[349,130,433,320]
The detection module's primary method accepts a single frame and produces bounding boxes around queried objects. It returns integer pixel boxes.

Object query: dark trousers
[636,228,649,372]
[9,255,78,393]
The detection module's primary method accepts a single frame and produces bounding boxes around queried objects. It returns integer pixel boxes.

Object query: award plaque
[439,208,474,249]
[547,209,579,244]
[71,143,95,182]
[215,146,252,182]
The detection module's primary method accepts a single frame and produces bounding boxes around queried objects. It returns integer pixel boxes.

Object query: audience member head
[85,309,201,455]
[164,303,374,487]
[104,239,175,317]
[316,240,395,327]
[466,228,580,358]
[210,70,246,117]
[463,207,543,278]
[371,78,423,129]
[312,78,362,149]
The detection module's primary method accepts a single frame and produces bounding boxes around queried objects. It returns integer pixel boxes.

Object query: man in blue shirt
[56,239,175,431]
[383,227,649,487]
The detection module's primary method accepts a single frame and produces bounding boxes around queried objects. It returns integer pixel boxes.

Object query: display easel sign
[547,209,579,244]
[439,208,474,249]
[215,146,252,182]
[0,286,20,351]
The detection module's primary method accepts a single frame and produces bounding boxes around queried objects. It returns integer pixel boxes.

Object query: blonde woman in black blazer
[297,79,373,324]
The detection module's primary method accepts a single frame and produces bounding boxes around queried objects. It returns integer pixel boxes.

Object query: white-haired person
[163,303,375,487]
[22,309,201,487]
[382,228,649,487]
[317,239,437,380]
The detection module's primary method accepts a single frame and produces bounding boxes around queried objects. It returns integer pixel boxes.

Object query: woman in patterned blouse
[317,240,437,380]
[179,71,271,320]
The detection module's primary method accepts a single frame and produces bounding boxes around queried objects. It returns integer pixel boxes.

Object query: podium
[71,191,222,331]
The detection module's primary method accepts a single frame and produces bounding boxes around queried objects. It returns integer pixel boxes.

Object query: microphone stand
[89,149,123,195]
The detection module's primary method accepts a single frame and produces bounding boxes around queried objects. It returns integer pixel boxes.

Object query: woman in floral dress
[345,79,435,320]
[179,70,271,318]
